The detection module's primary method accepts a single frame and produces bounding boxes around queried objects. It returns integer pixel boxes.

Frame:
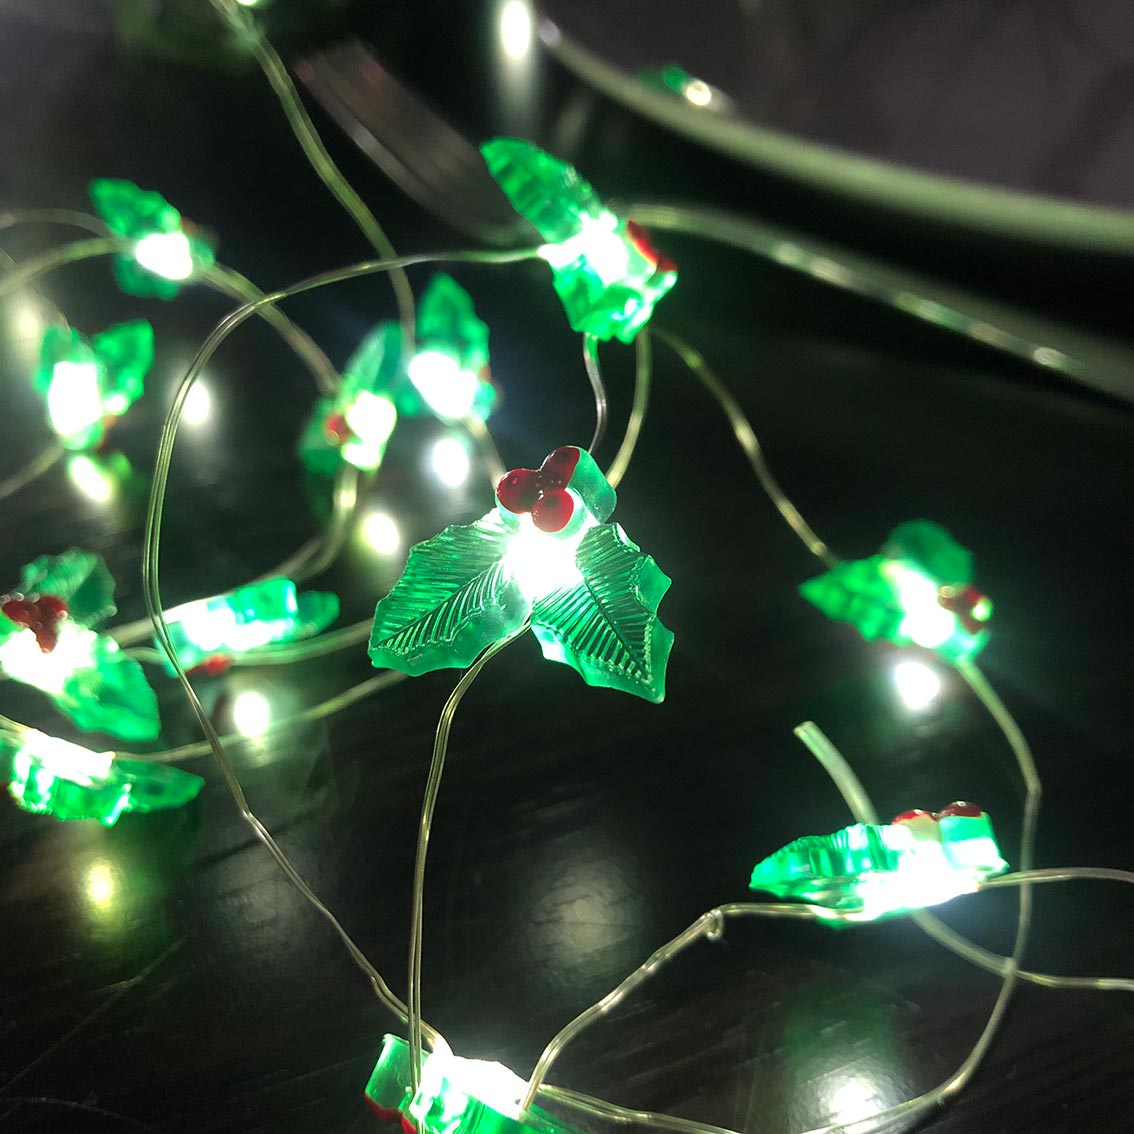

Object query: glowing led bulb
[86,861,118,908]
[482,138,677,341]
[499,0,533,60]
[233,690,272,737]
[67,455,116,504]
[431,437,471,488]
[362,512,402,556]
[182,382,212,427]
[47,361,103,440]
[749,806,1008,922]
[893,659,942,710]
[3,729,201,825]
[134,232,194,280]
[408,351,481,422]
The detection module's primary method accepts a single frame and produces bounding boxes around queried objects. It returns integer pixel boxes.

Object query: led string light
[1,9,1129,1134]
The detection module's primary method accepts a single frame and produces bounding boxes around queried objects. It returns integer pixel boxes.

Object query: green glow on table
[481,138,677,342]
[799,520,991,664]
[364,1035,577,1134]
[749,811,1008,922]
[4,730,201,826]
[369,447,673,701]
[34,322,153,449]
[89,178,215,298]
[160,578,339,671]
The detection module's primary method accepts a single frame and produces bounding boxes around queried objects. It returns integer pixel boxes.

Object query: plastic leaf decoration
[0,550,160,741]
[300,277,496,474]
[407,274,495,423]
[33,322,153,449]
[160,577,340,672]
[481,137,677,343]
[89,178,215,299]
[3,730,201,826]
[369,446,674,701]
[365,1033,581,1134]
[799,520,992,664]
[748,803,1008,923]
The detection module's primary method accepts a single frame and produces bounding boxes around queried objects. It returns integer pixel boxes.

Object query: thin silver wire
[582,333,609,453]
[605,331,652,490]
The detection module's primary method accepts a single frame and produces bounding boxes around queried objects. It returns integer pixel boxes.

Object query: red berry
[401,1116,417,1134]
[324,412,352,445]
[189,654,235,678]
[935,801,985,819]
[530,489,574,532]
[537,446,580,490]
[1,593,68,653]
[363,1097,403,1123]
[496,468,540,513]
[892,809,934,825]
[937,584,991,635]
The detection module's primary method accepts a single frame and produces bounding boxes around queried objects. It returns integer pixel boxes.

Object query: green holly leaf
[89,178,181,240]
[92,320,154,411]
[530,523,674,702]
[884,520,973,586]
[565,447,617,523]
[416,275,490,374]
[19,550,117,629]
[481,137,605,245]
[33,327,92,397]
[799,556,902,645]
[295,590,340,639]
[343,322,403,401]
[369,514,531,675]
[58,633,160,742]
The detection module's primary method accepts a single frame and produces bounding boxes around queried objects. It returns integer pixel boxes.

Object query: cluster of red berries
[323,411,354,446]
[496,446,580,533]
[892,801,985,825]
[0,593,69,653]
[937,584,991,634]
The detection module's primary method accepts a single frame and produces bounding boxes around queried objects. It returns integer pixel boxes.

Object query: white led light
[182,382,212,427]
[134,231,194,281]
[48,360,103,439]
[683,79,712,107]
[499,0,533,60]
[541,212,631,283]
[885,562,954,649]
[408,350,480,422]
[893,659,942,711]
[430,437,470,488]
[232,690,271,737]
[362,512,402,556]
[0,622,99,696]
[502,507,594,603]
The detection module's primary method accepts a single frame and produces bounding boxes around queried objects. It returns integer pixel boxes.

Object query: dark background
[0,2,1132,1132]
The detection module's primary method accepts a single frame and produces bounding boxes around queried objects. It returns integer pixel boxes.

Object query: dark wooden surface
[1,3,1132,1133]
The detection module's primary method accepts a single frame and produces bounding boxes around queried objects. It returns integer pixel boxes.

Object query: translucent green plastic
[365,1035,578,1134]
[33,321,153,449]
[4,731,202,826]
[160,578,339,671]
[0,550,160,741]
[89,178,215,299]
[481,138,677,342]
[749,813,1008,922]
[369,447,673,701]
[800,519,991,664]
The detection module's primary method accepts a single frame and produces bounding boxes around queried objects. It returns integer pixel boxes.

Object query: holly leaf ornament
[369,446,674,701]
[89,177,215,299]
[481,137,677,343]
[0,551,160,741]
[799,520,991,664]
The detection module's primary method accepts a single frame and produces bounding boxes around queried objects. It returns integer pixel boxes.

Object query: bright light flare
[499,0,533,60]
[134,232,194,281]
[182,382,212,427]
[362,512,402,556]
[48,361,103,440]
[67,455,116,504]
[408,350,480,422]
[892,659,942,711]
[232,690,271,737]
[430,437,470,488]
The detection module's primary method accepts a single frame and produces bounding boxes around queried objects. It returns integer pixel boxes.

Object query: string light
[362,511,402,556]
[232,690,272,737]
[34,321,153,449]
[160,577,339,672]
[430,436,471,488]
[3,729,202,826]
[89,178,215,298]
[892,658,942,710]
[370,446,673,701]
[482,138,677,342]
[748,804,1008,922]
